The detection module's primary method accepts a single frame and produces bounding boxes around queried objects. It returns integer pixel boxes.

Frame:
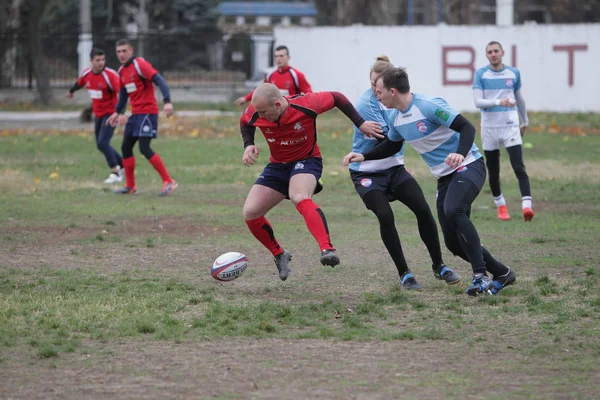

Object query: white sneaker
[116,166,124,178]
[104,173,123,184]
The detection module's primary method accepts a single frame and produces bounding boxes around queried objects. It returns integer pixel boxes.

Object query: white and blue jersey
[473,65,522,128]
[387,94,482,178]
[349,88,404,172]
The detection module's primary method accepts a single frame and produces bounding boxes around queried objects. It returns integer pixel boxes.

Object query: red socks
[296,199,333,252]
[148,153,172,183]
[123,156,136,188]
[245,217,282,256]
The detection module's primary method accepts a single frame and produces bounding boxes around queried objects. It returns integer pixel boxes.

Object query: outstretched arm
[330,91,383,138]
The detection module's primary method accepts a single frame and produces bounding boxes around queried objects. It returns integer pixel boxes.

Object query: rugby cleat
[465,273,494,296]
[113,186,137,195]
[400,272,423,290]
[523,208,535,222]
[274,250,292,281]
[491,267,517,295]
[497,205,510,221]
[159,180,178,196]
[320,249,340,267]
[432,264,462,285]
[104,172,123,184]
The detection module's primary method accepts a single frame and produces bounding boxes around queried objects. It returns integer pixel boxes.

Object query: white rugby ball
[211,252,248,281]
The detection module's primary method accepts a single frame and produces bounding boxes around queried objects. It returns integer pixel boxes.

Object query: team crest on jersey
[505,79,513,88]
[416,121,428,134]
[360,178,372,188]
[265,128,273,134]
[294,122,303,131]
[294,162,304,170]
[456,166,468,173]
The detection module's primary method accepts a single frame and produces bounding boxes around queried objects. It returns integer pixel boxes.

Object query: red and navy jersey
[240,92,339,163]
[77,67,120,117]
[244,65,312,102]
[118,57,159,114]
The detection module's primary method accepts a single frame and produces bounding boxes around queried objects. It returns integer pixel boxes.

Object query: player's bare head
[252,83,285,122]
[115,38,134,64]
[370,55,394,89]
[274,45,290,68]
[90,48,106,72]
[485,41,504,65]
[374,68,410,108]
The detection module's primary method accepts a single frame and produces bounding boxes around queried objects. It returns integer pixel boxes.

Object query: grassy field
[0,111,599,399]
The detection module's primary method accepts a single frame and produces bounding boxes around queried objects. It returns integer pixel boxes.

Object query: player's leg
[97,115,123,184]
[288,158,338,267]
[506,143,534,221]
[483,127,510,220]
[391,173,461,285]
[114,117,137,194]
[244,169,289,280]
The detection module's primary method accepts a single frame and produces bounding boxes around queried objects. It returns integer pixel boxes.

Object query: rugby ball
[211,252,248,281]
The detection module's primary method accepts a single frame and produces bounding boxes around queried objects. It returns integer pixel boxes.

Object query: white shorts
[481,126,522,151]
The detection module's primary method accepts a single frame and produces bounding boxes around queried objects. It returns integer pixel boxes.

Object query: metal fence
[0,31,254,90]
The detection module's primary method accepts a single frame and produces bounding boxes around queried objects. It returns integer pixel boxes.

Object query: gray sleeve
[515,89,528,126]
[473,89,499,108]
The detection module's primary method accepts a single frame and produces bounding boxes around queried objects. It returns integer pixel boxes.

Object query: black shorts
[255,157,323,198]
[350,165,413,200]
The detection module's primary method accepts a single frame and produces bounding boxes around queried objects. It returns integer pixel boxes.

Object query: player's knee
[289,193,310,206]
[242,206,261,221]
[512,165,528,179]
[372,206,394,222]
[444,206,464,224]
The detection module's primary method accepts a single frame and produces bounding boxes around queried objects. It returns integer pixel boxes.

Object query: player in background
[473,41,533,221]
[107,39,177,196]
[67,47,123,184]
[348,56,461,290]
[343,68,516,296]
[235,45,312,106]
[240,83,382,281]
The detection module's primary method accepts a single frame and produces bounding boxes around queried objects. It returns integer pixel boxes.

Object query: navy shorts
[124,114,158,139]
[255,157,323,198]
[350,165,414,200]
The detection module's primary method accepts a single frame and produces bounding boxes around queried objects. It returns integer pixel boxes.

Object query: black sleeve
[449,114,476,157]
[151,73,171,104]
[115,87,129,114]
[240,120,256,148]
[330,91,366,128]
[69,82,81,93]
[363,137,405,161]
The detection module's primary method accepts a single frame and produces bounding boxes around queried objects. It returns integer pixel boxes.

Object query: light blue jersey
[387,94,482,178]
[349,88,404,172]
[473,65,522,128]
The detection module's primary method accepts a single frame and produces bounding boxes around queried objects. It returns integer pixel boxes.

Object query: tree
[0,0,23,88]
[23,0,54,104]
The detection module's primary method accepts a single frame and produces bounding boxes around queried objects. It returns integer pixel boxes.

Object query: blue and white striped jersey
[473,65,522,128]
[350,88,404,172]
[387,94,482,178]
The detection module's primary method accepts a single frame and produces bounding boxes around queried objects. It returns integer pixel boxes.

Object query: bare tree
[0,0,23,88]
[25,0,53,104]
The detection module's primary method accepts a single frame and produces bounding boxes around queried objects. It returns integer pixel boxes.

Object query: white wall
[275,24,600,112]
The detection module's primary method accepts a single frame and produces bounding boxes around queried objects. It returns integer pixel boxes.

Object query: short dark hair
[274,45,289,56]
[90,47,104,59]
[116,38,132,47]
[486,41,503,51]
[378,68,410,94]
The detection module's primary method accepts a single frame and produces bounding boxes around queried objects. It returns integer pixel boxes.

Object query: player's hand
[242,145,259,167]
[445,153,464,169]
[342,152,365,166]
[66,91,73,99]
[520,125,528,137]
[235,97,247,106]
[499,98,516,107]
[163,103,174,117]
[118,115,128,126]
[358,121,384,139]
[106,112,119,127]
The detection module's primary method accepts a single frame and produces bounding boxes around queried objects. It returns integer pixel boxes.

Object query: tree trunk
[0,0,23,88]
[26,0,53,104]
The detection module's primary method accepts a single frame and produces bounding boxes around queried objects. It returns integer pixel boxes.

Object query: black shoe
[465,273,493,296]
[491,267,516,294]
[320,249,339,267]
[400,272,423,290]
[432,264,462,285]
[274,250,292,281]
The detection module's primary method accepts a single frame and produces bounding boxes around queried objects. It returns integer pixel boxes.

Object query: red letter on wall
[442,46,475,86]
[553,44,588,87]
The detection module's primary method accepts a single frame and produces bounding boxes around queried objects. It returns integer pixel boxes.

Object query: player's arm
[515,89,529,127]
[450,114,476,157]
[297,71,312,94]
[107,87,129,126]
[342,125,403,165]
[151,73,173,116]
[240,119,259,167]
[66,77,84,98]
[327,92,383,138]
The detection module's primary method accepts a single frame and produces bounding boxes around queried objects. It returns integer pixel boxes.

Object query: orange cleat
[523,207,535,222]
[497,205,510,221]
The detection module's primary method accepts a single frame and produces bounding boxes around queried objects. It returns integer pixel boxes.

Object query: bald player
[239,83,382,281]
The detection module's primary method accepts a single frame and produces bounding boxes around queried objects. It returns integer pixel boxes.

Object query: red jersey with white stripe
[118,57,159,114]
[240,92,336,163]
[77,67,120,117]
[244,65,312,102]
